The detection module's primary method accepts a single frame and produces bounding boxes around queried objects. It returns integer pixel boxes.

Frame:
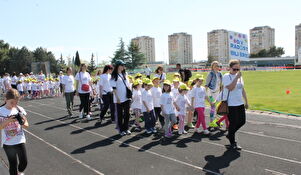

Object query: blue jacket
[206,71,223,91]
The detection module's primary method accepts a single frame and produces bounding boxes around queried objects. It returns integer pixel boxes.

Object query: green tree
[111,38,128,64]
[74,51,81,67]
[58,54,67,72]
[126,41,146,70]
[250,46,285,58]
[88,53,97,73]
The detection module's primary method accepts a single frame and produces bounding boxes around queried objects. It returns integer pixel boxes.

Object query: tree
[126,41,146,70]
[250,46,285,58]
[57,54,67,72]
[207,55,215,64]
[74,51,81,67]
[111,38,128,64]
[88,53,97,73]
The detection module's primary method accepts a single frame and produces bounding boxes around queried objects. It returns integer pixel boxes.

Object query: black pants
[60,83,63,94]
[227,105,246,144]
[117,100,131,132]
[99,93,115,121]
[3,143,28,175]
[79,93,90,114]
[143,110,156,131]
[154,107,165,127]
[11,85,17,90]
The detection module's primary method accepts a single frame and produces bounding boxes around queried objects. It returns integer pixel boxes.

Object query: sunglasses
[232,68,240,71]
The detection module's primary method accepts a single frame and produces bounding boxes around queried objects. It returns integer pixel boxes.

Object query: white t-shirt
[154,73,166,81]
[145,68,151,76]
[62,75,75,93]
[160,93,175,115]
[59,75,64,83]
[98,74,113,95]
[75,72,91,94]
[171,86,180,100]
[31,83,37,91]
[11,76,18,85]
[175,94,191,115]
[222,73,244,107]
[0,106,26,147]
[131,89,142,110]
[191,86,207,108]
[26,82,32,91]
[151,86,162,107]
[3,77,11,90]
[110,73,130,103]
[17,84,24,92]
[37,74,45,82]
[43,81,49,90]
[142,89,154,112]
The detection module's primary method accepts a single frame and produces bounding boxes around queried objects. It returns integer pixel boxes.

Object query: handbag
[118,74,132,99]
[79,72,90,92]
[216,75,231,115]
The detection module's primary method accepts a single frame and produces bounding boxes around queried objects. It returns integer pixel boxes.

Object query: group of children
[15,78,61,99]
[126,72,220,138]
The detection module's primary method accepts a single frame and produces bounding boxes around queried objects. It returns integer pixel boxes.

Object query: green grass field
[165,70,301,115]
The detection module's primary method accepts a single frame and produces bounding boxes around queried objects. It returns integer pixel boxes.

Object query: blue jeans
[143,110,156,131]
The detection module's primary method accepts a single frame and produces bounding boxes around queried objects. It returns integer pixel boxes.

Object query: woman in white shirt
[154,66,166,86]
[62,67,75,117]
[98,65,114,123]
[111,60,132,136]
[0,89,29,175]
[75,64,93,120]
[222,59,249,150]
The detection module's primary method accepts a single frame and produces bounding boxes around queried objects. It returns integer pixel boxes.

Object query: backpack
[184,69,192,79]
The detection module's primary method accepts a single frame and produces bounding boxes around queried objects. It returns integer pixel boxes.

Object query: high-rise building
[168,32,193,64]
[131,36,155,63]
[207,29,229,64]
[295,24,301,57]
[250,26,275,54]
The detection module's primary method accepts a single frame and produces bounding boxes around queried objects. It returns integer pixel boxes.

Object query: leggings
[228,105,246,144]
[117,100,131,132]
[195,107,207,130]
[178,115,186,132]
[99,93,115,121]
[217,115,229,128]
[3,143,28,175]
[154,107,165,127]
[79,93,90,114]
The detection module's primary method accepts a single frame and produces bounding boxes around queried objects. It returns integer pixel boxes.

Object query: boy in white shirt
[142,79,156,134]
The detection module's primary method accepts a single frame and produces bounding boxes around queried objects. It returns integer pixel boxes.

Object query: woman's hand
[245,103,249,109]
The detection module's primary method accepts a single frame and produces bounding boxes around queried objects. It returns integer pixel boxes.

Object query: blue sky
[0,0,300,64]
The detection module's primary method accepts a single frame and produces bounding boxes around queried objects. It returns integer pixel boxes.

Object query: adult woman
[62,67,75,117]
[0,89,29,175]
[75,63,93,120]
[154,66,166,85]
[11,72,18,90]
[205,61,223,124]
[222,59,249,150]
[98,65,114,123]
[111,60,131,136]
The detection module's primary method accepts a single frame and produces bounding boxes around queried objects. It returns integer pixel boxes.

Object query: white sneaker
[178,131,183,135]
[203,129,210,135]
[86,115,92,120]
[195,127,202,133]
[183,130,188,134]
[120,131,126,136]
[79,111,84,119]
[126,130,131,135]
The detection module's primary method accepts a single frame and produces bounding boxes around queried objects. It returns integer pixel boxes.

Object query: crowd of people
[0,59,249,175]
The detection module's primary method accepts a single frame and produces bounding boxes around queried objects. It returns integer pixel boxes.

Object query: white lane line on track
[26,109,222,175]
[25,108,301,171]
[24,129,105,175]
[264,169,288,175]
[26,101,301,145]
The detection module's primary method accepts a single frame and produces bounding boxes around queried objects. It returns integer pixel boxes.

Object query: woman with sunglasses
[222,59,248,150]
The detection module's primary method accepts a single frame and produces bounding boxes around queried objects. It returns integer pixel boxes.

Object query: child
[191,74,213,135]
[174,84,191,134]
[131,79,143,131]
[0,89,29,175]
[151,77,164,129]
[43,79,49,97]
[31,80,37,99]
[17,81,24,99]
[171,78,181,98]
[186,80,196,128]
[160,80,177,138]
[142,79,156,134]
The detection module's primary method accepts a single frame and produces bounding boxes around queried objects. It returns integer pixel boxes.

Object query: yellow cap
[173,78,180,82]
[135,73,142,77]
[144,79,153,86]
[174,73,180,77]
[194,74,204,80]
[163,80,171,86]
[152,77,160,81]
[133,79,143,86]
[128,75,133,80]
[179,84,190,91]
[188,80,194,86]
[142,78,149,84]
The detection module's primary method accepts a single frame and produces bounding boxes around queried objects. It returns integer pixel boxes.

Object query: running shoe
[187,123,195,128]
[86,114,92,120]
[152,128,157,133]
[79,111,84,119]
[126,130,131,135]
[146,130,152,134]
[203,129,210,135]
